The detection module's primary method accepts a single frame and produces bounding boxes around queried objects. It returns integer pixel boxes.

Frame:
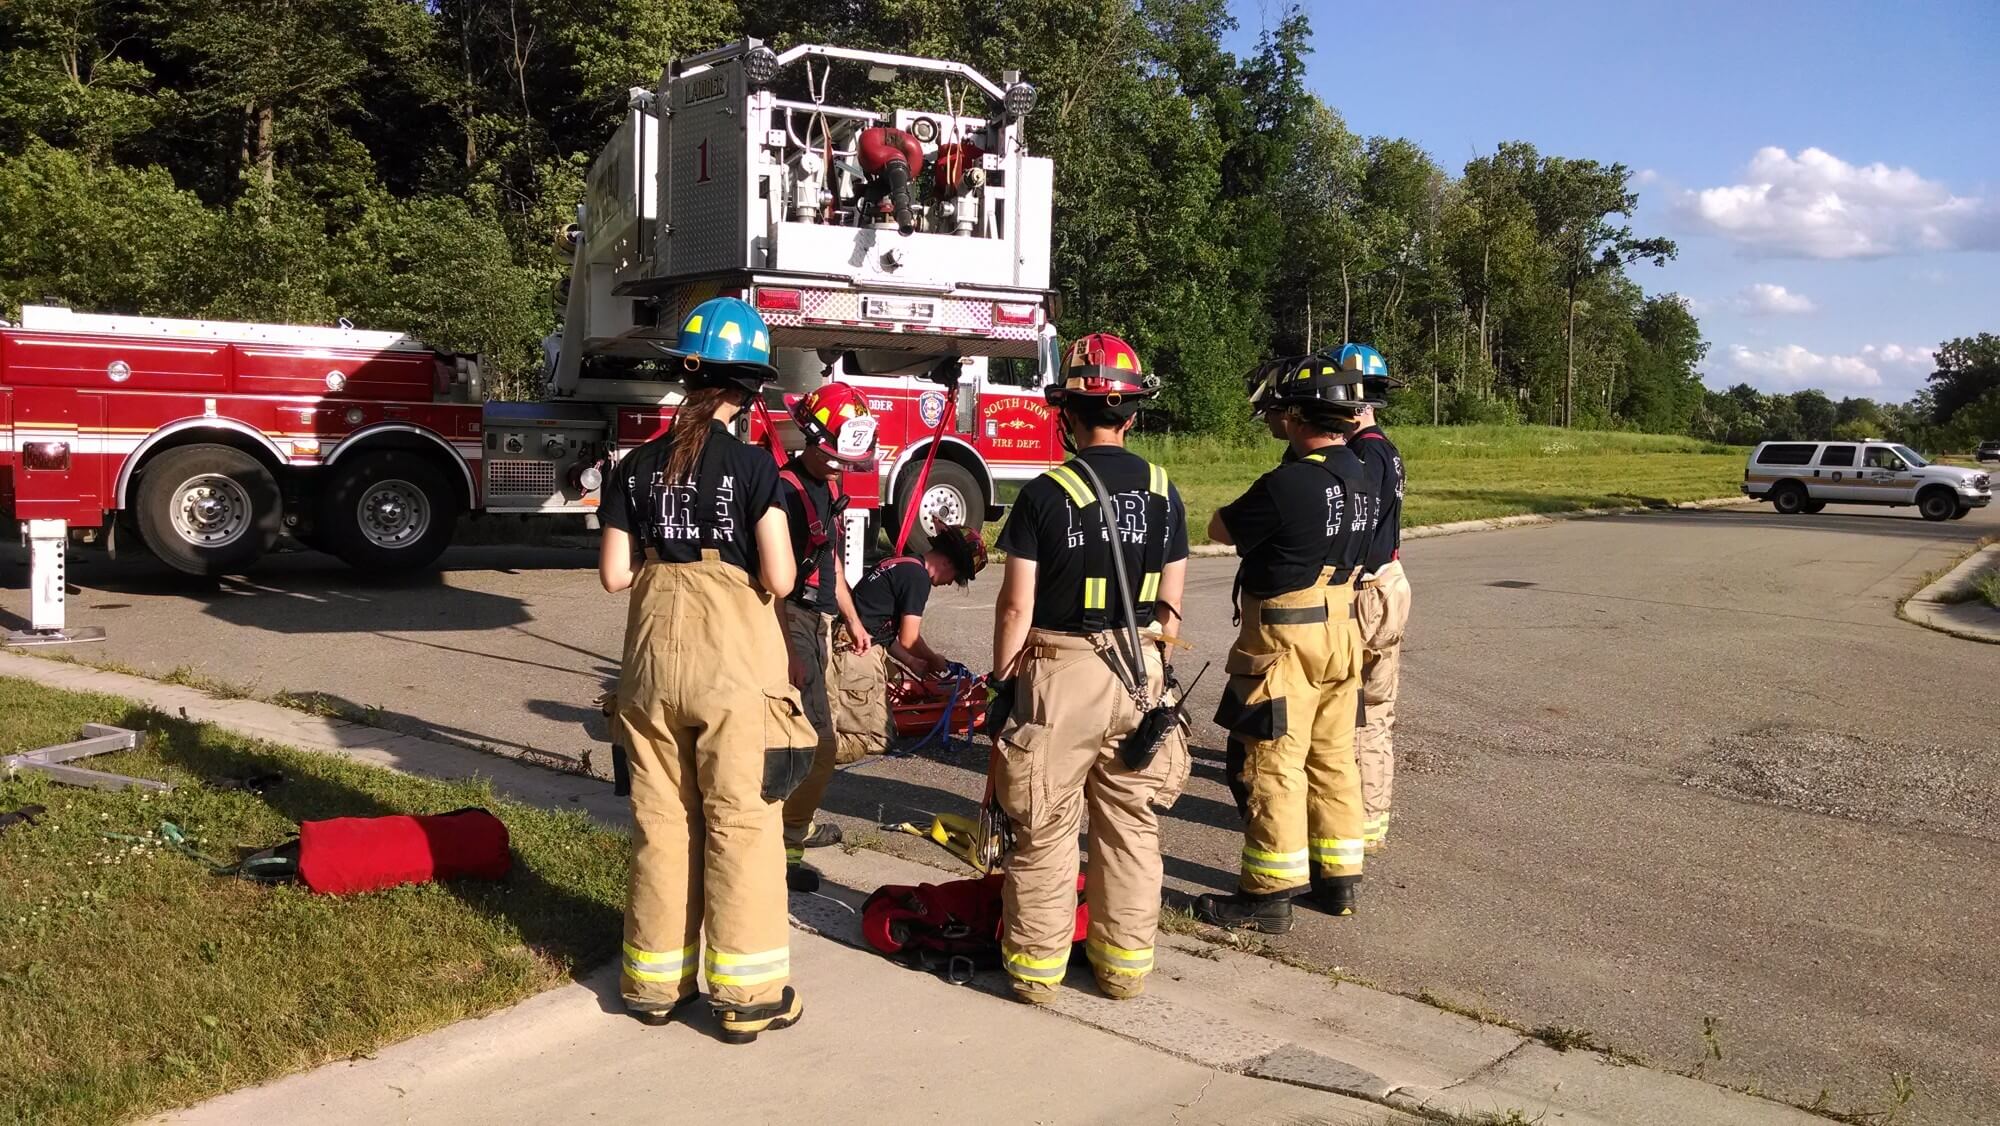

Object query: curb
[1899,542,2000,644]
[1187,495,1752,556]
[0,652,1829,1126]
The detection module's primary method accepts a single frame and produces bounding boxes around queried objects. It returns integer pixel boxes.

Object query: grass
[1973,569,2000,610]
[0,675,628,1126]
[1129,425,1746,544]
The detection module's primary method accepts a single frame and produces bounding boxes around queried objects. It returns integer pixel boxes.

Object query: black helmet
[1262,353,1369,422]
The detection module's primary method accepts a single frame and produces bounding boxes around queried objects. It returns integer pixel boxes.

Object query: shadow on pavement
[1635,506,1996,543]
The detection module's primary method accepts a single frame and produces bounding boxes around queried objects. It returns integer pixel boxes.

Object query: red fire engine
[2,40,1064,643]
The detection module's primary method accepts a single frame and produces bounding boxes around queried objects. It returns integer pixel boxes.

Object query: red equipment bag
[861,872,1088,976]
[297,807,512,896]
[889,670,988,741]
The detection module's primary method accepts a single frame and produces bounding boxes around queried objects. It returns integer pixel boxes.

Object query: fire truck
[2,40,1064,641]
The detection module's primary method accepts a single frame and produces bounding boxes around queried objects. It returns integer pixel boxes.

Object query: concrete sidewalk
[1900,541,2000,643]
[3,653,1829,1126]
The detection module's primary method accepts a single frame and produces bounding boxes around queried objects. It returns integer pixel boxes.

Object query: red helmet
[930,524,988,586]
[791,381,878,470]
[1045,333,1156,409]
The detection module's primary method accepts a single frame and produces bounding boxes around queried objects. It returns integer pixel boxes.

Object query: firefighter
[776,382,879,892]
[1194,353,1376,934]
[1341,346,1411,854]
[989,333,1189,1003]
[828,524,988,769]
[599,296,817,1042]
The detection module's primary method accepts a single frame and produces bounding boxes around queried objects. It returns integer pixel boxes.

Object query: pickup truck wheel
[1770,482,1808,515]
[1916,487,1958,522]
[319,451,460,574]
[1950,505,1971,520]
[134,444,282,576]
[891,460,984,554]
[1800,500,1827,514]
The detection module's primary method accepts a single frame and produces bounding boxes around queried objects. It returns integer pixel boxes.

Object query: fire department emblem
[918,391,947,428]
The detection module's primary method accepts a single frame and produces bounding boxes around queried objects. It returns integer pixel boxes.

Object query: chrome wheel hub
[170,474,252,547]
[357,479,430,549]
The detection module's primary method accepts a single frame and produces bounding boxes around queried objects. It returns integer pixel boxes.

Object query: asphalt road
[6,499,1997,1123]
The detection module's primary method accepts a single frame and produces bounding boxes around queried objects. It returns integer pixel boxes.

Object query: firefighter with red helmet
[989,332,1191,1003]
[827,523,989,775]
[1195,351,1378,934]
[776,382,879,892]
[598,296,816,1041]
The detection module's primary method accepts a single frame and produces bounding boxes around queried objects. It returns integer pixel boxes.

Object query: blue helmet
[661,296,778,389]
[1331,343,1398,404]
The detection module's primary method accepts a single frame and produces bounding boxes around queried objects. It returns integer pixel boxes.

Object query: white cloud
[1731,283,1816,316]
[1722,342,1935,393]
[1674,147,2000,259]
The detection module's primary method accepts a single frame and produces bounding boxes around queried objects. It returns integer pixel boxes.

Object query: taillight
[994,302,1038,325]
[756,288,804,312]
[23,441,71,471]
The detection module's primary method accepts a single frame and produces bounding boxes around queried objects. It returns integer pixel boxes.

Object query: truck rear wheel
[1770,481,1808,515]
[892,460,984,553]
[134,444,282,576]
[318,451,459,574]
[1917,487,1957,522]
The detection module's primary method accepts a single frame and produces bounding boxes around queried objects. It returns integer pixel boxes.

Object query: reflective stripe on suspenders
[1041,458,1171,628]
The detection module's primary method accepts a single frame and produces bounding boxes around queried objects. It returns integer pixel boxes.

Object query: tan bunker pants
[1220,570,1365,895]
[995,629,1189,1000]
[1354,560,1411,849]
[830,626,892,764]
[615,554,819,1013]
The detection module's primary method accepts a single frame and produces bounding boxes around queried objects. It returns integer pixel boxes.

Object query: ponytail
[663,386,741,485]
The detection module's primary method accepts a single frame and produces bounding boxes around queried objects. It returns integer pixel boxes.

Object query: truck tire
[1770,481,1808,515]
[134,444,282,576]
[1950,505,1971,520]
[891,460,984,553]
[1917,487,1957,522]
[319,451,459,574]
[1800,500,1827,514]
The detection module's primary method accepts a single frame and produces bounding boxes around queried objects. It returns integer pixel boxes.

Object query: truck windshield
[1892,445,1929,467]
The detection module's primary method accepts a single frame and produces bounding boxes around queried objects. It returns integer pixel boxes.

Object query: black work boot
[1308,873,1360,917]
[786,863,822,893]
[799,821,844,848]
[716,986,805,1045]
[629,993,698,1027]
[1193,890,1294,934]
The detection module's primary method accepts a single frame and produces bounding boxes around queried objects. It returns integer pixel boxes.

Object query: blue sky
[1225,0,2000,403]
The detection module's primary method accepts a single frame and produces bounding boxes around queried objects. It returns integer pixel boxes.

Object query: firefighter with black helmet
[1195,351,1377,934]
[599,296,816,1042]
[1339,345,1412,854]
[776,381,879,892]
[990,333,1190,1003]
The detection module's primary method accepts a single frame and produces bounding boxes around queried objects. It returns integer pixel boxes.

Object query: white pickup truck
[1744,440,1993,521]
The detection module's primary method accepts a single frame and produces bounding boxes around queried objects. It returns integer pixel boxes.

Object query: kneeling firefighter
[776,382,878,893]
[828,523,988,768]
[599,296,819,1042]
[1196,353,1377,933]
[989,333,1192,1003]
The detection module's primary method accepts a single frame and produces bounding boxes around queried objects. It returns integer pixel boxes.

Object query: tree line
[1,0,1979,446]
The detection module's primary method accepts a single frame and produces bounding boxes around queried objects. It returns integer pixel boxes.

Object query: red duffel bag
[295,807,512,895]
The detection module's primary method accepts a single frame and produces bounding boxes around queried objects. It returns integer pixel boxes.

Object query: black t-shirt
[1350,426,1404,570]
[778,457,840,611]
[996,445,1190,633]
[850,557,931,644]
[604,421,780,574]
[1218,445,1374,599]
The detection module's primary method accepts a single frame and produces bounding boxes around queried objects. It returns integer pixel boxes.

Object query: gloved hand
[940,660,974,682]
[982,676,1016,741]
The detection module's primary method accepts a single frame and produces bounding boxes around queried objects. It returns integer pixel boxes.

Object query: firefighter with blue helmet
[600,295,816,1042]
[1336,344,1411,854]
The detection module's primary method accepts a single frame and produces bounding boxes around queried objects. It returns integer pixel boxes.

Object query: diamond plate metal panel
[662,68,748,277]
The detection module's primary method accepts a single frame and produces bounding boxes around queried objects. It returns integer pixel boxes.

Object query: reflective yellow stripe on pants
[1085,938,1155,978]
[1362,814,1389,845]
[705,946,791,989]
[1309,837,1365,869]
[622,941,697,984]
[1003,943,1068,986]
[1242,844,1309,881]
